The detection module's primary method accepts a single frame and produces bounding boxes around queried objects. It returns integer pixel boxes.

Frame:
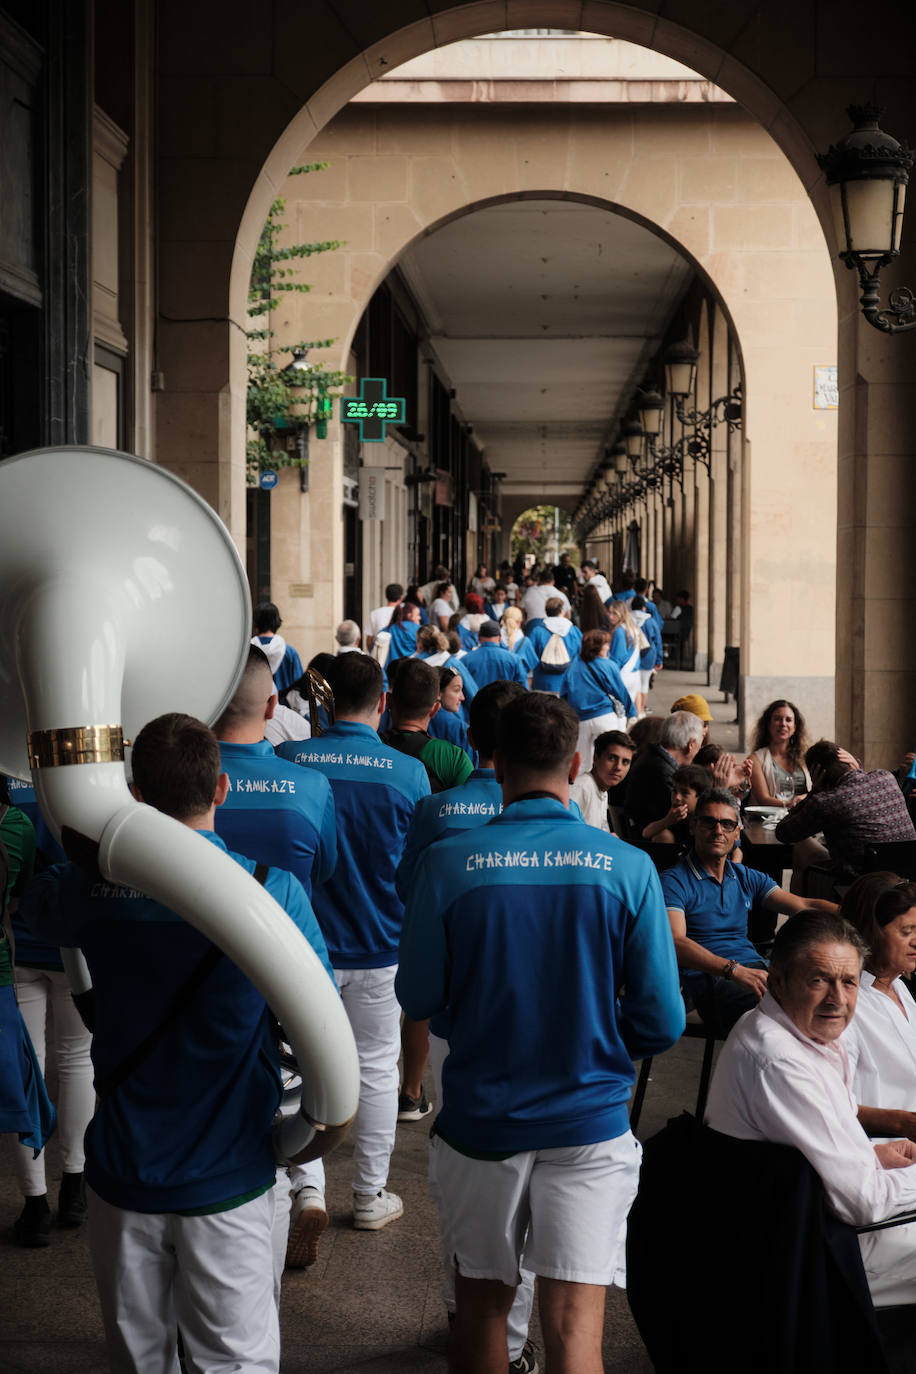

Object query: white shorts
[432,1130,641,1287]
[638,668,652,693]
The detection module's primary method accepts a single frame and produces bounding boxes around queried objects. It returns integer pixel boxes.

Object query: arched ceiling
[396,197,694,501]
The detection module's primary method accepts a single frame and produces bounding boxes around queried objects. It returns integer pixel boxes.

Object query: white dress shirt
[846,973,916,1127]
[706,991,916,1304]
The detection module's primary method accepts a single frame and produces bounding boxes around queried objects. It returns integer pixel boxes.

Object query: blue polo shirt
[396,798,684,1152]
[276,722,430,967]
[214,739,337,898]
[661,853,776,970]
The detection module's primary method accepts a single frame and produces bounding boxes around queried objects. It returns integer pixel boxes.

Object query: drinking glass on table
[775,779,795,815]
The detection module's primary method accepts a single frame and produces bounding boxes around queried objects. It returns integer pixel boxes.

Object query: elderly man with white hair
[707,911,916,1308]
[335,620,363,653]
[624,709,705,839]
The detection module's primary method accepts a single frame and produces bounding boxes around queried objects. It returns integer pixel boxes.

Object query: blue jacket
[636,613,663,669]
[18,831,332,1213]
[464,642,529,689]
[214,739,337,898]
[397,768,503,901]
[277,721,430,967]
[387,620,419,663]
[396,798,684,1152]
[528,620,583,693]
[561,656,635,721]
[507,634,539,674]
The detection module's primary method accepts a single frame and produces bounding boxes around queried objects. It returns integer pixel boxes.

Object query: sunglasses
[696,815,739,834]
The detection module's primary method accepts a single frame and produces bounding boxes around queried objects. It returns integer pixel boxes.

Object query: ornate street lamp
[663,341,699,400]
[623,420,644,464]
[637,386,665,440]
[817,105,915,333]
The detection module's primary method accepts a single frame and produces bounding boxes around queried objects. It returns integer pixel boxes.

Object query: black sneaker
[397,1087,433,1121]
[509,1341,540,1374]
[13,1195,51,1247]
[58,1172,87,1227]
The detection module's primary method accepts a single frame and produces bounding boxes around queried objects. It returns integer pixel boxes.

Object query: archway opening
[510,506,578,568]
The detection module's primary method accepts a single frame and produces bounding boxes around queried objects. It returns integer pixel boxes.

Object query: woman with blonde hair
[606,599,642,711]
[500,605,538,678]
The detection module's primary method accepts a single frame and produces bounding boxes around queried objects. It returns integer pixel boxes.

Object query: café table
[741,819,794,946]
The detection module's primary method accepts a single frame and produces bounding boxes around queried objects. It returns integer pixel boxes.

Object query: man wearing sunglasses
[661,788,838,1034]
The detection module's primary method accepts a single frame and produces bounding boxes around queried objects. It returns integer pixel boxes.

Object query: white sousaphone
[0,446,359,1162]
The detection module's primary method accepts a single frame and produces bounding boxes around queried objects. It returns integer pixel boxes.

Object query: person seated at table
[671,694,712,744]
[774,739,916,882]
[747,699,811,806]
[705,911,916,1311]
[661,789,837,1034]
[695,742,752,801]
[641,764,716,849]
[569,730,635,835]
[624,710,704,840]
[840,873,916,1144]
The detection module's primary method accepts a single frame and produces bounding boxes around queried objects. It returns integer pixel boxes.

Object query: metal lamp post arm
[849,254,916,333]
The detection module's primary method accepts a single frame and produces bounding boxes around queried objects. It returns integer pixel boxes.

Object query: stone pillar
[835,266,916,768]
[707,308,730,686]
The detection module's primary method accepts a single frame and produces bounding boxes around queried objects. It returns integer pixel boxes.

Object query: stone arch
[154,0,916,760]
[267,97,835,731]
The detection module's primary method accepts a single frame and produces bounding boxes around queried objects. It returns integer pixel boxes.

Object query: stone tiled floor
[0,671,729,1371]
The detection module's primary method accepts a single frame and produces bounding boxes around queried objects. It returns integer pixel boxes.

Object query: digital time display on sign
[339,378,406,442]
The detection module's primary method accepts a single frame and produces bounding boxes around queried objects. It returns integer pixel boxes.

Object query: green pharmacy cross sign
[340,377,406,443]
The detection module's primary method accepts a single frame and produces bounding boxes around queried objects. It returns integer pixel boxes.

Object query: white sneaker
[285,1187,328,1268]
[352,1188,404,1231]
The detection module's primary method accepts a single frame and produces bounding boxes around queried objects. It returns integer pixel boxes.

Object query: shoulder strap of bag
[96,861,269,1099]
[585,661,626,718]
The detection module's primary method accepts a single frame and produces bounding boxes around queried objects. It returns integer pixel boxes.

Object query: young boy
[641,764,711,848]
[570,730,635,835]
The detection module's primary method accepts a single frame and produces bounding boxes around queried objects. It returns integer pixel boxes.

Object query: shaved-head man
[212,645,339,1275]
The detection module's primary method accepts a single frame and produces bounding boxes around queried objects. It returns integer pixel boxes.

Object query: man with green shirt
[382,658,473,793]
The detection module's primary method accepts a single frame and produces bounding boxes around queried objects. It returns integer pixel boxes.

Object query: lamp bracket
[848,255,916,333]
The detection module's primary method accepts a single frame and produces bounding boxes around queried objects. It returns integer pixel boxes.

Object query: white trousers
[428,1032,535,1363]
[15,965,95,1194]
[334,965,400,1195]
[88,1186,279,1374]
[577,712,627,772]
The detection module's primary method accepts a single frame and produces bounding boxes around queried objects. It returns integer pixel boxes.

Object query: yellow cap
[671,693,712,722]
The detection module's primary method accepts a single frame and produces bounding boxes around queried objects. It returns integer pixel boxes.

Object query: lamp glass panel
[893,181,907,253]
[614,454,629,473]
[664,359,695,397]
[829,182,849,256]
[639,403,663,437]
[845,177,898,258]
